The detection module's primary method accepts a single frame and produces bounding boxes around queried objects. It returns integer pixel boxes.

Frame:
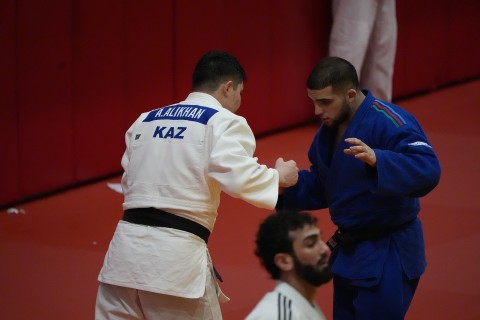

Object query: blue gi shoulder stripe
[142,104,219,125]
[371,100,407,127]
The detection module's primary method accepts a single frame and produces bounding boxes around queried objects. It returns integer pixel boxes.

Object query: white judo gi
[96,92,280,319]
[246,281,327,320]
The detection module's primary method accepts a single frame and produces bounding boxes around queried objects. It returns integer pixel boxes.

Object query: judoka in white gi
[95,50,299,320]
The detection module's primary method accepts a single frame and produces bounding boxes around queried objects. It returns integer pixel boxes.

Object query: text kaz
[153,126,187,139]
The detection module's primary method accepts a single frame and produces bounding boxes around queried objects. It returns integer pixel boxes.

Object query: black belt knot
[327,218,416,250]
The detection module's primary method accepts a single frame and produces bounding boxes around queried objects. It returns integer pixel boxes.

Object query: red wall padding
[445,0,480,82]
[72,0,126,181]
[172,0,329,134]
[1,0,479,206]
[394,0,450,96]
[16,0,75,197]
[0,0,19,204]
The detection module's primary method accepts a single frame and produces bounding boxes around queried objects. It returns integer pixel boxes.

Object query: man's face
[289,224,333,286]
[307,85,352,127]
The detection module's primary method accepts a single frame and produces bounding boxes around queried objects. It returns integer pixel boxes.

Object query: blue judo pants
[332,243,420,320]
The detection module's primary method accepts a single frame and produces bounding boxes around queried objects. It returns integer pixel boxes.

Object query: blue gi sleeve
[374,120,441,197]
[276,169,327,210]
[276,131,328,211]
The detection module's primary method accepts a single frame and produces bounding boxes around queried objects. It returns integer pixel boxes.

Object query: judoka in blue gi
[276,56,441,319]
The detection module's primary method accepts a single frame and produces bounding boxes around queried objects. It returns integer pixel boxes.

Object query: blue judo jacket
[277,90,441,285]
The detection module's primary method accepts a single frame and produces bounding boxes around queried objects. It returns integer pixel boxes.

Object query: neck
[351,89,366,114]
[343,89,365,127]
[280,275,317,303]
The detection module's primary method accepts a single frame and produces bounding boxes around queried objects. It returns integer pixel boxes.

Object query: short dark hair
[192,50,246,92]
[306,56,359,93]
[255,211,317,280]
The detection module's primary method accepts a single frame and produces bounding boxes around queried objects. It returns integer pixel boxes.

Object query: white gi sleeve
[208,116,279,210]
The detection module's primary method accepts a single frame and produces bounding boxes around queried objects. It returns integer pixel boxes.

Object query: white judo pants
[95,267,222,320]
[329,0,397,101]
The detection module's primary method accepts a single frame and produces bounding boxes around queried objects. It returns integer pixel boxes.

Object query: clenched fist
[275,157,299,189]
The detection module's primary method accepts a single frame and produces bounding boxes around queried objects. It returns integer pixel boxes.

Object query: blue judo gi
[277,90,441,319]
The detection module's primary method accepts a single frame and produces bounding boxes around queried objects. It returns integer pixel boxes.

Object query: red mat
[1,80,479,319]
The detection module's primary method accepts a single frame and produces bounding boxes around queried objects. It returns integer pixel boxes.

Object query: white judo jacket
[246,281,327,320]
[98,92,279,299]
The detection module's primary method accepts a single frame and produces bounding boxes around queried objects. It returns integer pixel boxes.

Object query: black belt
[122,207,223,282]
[327,219,416,250]
[123,208,211,243]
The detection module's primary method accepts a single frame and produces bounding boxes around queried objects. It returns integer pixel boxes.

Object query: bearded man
[246,210,332,320]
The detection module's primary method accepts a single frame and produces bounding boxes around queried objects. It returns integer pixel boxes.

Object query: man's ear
[222,80,233,96]
[346,88,357,103]
[274,253,294,272]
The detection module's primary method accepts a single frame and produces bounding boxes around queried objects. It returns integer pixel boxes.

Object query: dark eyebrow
[303,233,320,244]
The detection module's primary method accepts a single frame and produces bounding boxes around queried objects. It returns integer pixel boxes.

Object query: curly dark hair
[255,210,317,279]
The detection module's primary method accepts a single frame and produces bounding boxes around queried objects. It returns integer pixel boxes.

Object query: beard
[293,254,333,287]
[330,97,351,128]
